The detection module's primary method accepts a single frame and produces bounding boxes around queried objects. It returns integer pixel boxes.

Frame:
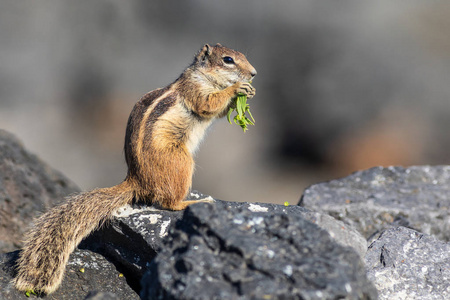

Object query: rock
[0,130,80,252]
[82,196,367,287]
[299,166,450,241]
[0,249,139,300]
[140,201,378,300]
[300,209,367,258]
[80,191,209,290]
[365,226,450,300]
[84,291,120,300]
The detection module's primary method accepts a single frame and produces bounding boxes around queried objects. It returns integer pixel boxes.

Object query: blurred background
[1,0,449,205]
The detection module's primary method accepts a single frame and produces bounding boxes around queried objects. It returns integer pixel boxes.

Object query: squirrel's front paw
[235,82,256,99]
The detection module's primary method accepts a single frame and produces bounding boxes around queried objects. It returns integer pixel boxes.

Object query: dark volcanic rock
[84,291,120,300]
[80,191,210,289]
[0,130,80,252]
[365,226,450,300]
[300,166,450,241]
[0,249,139,300]
[140,201,377,300]
[300,209,367,257]
[82,196,367,288]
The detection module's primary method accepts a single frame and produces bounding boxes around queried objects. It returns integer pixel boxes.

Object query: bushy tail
[14,181,134,294]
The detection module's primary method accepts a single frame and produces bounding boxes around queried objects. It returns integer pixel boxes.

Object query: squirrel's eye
[223,56,234,64]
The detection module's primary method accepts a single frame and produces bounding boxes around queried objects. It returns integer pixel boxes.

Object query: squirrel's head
[193,43,257,88]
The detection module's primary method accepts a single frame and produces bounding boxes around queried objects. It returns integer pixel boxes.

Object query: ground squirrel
[14,43,257,294]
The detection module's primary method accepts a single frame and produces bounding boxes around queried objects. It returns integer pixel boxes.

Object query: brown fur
[14,43,256,294]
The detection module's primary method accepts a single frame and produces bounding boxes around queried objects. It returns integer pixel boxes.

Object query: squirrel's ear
[203,44,212,56]
[215,43,222,47]
[195,44,212,62]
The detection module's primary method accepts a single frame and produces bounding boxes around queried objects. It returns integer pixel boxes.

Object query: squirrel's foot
[166,197,215,211]
[234,82,256,98]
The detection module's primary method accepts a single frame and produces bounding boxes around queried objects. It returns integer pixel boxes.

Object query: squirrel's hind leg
[151,146,215,211]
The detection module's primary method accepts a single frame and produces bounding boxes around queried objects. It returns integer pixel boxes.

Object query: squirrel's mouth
[243,76,254,84]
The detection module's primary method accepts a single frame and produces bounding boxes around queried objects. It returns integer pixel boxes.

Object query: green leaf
[226,92,256,132]
[236,95,245,116]
[25,290,37,297]
[245,117,254,125]
[227,107,233,124]
[247,108,255,123]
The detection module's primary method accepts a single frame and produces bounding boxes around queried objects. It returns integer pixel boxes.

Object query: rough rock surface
[365,226,450,300]
[0,249,139,300]
[79,191,203,291]
[84,291,120,300]
[85,197,366,264]
[81,196,367,294]
[0,130,80,252]
[140,201,378,300]
[301,209,367,257]
[300,166,450,241]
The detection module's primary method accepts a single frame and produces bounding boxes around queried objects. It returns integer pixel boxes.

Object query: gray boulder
[300,166,450,241]
[140,201,378,300]
[0,130,80,253]
[365,226,450,300]
[84,291,120,300]
[80,191,207,287]
[83,197,367,282]
[0,249,138,300]
[301,209,368,257]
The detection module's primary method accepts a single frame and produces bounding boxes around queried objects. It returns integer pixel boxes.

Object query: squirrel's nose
[251,69,257,78]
